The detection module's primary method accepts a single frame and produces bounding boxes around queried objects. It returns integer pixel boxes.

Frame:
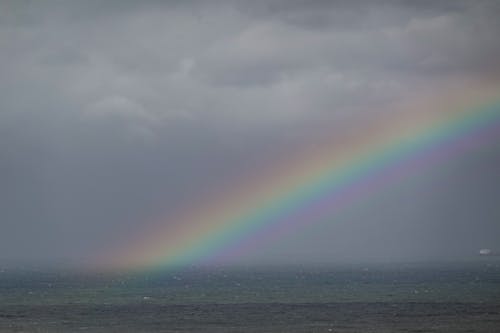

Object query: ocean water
[1,262,499,332]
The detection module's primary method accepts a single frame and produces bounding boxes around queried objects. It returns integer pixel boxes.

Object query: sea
[1,261,499,332]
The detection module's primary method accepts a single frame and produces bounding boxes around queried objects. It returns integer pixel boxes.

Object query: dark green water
[1,262,499,332]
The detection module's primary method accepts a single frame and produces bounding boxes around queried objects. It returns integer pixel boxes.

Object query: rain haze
[1,0,500,269]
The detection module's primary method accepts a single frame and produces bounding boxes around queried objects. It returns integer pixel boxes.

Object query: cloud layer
[1,0,499,266]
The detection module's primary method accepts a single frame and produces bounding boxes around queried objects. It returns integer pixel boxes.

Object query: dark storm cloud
[0,0,499,265]
[199,0,500,86]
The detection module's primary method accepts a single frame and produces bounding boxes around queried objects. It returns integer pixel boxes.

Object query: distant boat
[479,249,495,256]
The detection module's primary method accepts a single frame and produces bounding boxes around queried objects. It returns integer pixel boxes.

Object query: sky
[1,0,500,268]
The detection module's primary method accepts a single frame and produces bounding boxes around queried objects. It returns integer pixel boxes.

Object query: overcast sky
[1,0,500,267]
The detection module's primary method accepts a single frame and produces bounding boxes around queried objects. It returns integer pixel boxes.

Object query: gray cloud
[0,0,499,266]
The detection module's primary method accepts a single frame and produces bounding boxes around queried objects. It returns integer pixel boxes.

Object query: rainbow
[98,89,500,272]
